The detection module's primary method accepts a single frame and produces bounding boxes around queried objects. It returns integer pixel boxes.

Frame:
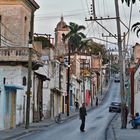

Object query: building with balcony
[0,0,42,130]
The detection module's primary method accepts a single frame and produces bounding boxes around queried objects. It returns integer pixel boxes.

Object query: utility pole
[88,0,126,128]
[114,0,126,129]
[25,11,34,129]
[82,60,86,104]
[123,32,126,81]
[66,45,70,116]
[90,75,93,107]
[83,76,85,104]
[100,53,103,95]
[92,0,96,19]
[90,51,93,107]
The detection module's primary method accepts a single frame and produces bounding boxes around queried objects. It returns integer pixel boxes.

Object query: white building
[0,0,40,130]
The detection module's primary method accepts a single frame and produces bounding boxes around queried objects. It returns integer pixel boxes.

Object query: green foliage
[131,22,140,37]
[62,22,108,64]
[122,0,140,37]
[34,36,53,49]
[80,40,108,64]
[62,22,86,52]
[121,0,138,6]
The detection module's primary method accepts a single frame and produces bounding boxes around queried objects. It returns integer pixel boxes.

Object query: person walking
[79,103,87,132]
[75,99,79,111]
[96,97,98,106]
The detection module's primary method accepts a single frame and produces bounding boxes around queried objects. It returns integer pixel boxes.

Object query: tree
[62,22,86,52]
[80,39,108,64]
[121,0,138,6]
[62,22,86,116]
[122,0,140,36]
[131,22,140,37]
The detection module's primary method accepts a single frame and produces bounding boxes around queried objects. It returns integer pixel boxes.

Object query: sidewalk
[0,81,111,140]
[109,114,140,140]
[0,111,79,140]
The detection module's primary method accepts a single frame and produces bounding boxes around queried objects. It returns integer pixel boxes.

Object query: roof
[51,87,62,94]
[35,72,50,81]
[25,0,40,10]
[56,16,69,31]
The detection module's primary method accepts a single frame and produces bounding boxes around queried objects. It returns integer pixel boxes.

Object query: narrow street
[14,81,120,140]
[0,1,140,140]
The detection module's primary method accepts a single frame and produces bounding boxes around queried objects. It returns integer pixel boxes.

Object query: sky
[34,0,140,48]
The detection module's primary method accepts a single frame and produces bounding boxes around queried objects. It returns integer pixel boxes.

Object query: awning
[51,87,62,94]
[4,84,24,90]
[35,72,50,81]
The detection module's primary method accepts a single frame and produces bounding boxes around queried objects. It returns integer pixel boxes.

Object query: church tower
[54,16,69,56]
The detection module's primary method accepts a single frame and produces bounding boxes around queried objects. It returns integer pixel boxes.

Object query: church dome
[55,16,69,31]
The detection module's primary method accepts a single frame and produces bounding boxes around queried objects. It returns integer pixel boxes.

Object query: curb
[0,81,113,140]
[2,131,31,140]
[0,115,79,140]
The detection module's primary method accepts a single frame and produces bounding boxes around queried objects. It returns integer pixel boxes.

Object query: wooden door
[10,92,16,128]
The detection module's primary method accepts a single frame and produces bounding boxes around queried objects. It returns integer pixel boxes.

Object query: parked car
[114,74,120,82]
[114,76,120,82]
[109,102,121,113]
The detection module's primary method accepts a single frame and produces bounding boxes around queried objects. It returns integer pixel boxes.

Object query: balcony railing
[0,47,41,62]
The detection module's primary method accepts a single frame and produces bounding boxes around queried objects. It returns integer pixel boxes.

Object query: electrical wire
[126,2,133,47]
[35,12,86,21]
[79,0,91,32]
[0,22,24,38]
[0,23,28,47]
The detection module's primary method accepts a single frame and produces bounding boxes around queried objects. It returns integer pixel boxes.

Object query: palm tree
[121,0,137,6]
[122,0,140,36]
[131,22,140,37]
[62,22,86,52]
[62,22,86,116]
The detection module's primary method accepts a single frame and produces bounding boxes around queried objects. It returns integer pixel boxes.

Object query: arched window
[22,76,26,86]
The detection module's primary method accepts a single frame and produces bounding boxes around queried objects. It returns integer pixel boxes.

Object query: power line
[35,11,88,20]
[126,2,133,46]
[0,22,23,38]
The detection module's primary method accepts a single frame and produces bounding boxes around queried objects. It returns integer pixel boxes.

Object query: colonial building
[0,0,41,130]
[133,43,140,63]
[54,16,69,56]
[129,43,140,116]
[53,16,68,115]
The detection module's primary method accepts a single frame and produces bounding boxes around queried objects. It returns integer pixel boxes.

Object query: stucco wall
[0,66,28,128]
[0,3,31,47]
[133,43,140,63]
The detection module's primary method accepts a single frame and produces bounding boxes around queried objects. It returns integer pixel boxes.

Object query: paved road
[13,81,120,140]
